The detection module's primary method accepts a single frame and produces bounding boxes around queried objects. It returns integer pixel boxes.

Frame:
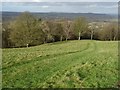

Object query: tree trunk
[44,37,47,43]
[110,38,112,41]
[44,41,46,44]
[52,38,55,42]
[114,36,116,41]
[60,35,63,41]
[66,34,68,41]
[66,38,68,41]
[26,44,29,48]
[91,34,93,40]
[78,32,81,40]
[91,31,93,40]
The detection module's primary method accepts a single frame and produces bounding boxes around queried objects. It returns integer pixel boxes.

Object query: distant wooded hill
[2,11,117,22]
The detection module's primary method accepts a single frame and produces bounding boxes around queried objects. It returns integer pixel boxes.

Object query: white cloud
[87,4,97,7]
[41,5,49,8]
[101,5,118,8]
[109,5,118,8]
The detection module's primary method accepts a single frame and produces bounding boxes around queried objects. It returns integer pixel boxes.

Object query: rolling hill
[2,11,117,22]
[2,40,118,88]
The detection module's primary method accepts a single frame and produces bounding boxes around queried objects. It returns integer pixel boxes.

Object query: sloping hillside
[2,40,118,88]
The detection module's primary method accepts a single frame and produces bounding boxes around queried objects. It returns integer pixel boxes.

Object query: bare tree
[62,20,73,41]
[98,23,118,41]
[73,17,88,40]
[88,22,99,40]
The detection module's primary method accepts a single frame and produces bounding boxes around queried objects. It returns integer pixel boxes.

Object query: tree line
[2,12,119,48]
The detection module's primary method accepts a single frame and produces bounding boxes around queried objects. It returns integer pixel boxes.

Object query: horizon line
[1,10,118,15]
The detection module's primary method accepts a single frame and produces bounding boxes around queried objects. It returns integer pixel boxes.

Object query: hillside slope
[2,40,118,88]
[2,12,117,22]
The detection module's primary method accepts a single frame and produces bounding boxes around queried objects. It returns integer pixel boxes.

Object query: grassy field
[2,40,118,88]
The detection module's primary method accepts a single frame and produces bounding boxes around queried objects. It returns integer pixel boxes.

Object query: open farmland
[2,40,118,88]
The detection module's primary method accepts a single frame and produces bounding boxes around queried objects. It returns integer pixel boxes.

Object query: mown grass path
[2,40,118,88]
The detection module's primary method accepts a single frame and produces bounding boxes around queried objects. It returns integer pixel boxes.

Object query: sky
[1,0,119,14]
[1,0,120,2]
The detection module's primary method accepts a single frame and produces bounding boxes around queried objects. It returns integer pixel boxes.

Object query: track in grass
[2,40,118,88]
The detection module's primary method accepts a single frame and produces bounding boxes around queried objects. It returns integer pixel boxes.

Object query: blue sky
[1,2,118,14]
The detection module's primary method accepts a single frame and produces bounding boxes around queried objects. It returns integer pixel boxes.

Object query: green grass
[2,40,118,88]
